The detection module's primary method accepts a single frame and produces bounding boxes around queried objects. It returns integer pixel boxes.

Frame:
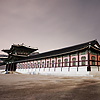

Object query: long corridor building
[15,40,100,76]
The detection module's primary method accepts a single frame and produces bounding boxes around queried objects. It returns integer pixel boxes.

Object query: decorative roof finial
[89,42,91,48]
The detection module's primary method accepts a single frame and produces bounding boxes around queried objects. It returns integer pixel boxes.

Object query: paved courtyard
[0,74,100,100]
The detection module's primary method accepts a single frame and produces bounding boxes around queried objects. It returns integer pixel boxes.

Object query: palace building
[0,40,100,76]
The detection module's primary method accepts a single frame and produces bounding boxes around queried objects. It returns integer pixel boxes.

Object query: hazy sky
[0,0,100,54]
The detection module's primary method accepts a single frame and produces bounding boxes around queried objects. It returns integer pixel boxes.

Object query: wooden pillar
[23,63,24,69]
[55,57,57,67]
[49,58,51,71]
[37,60,38,68]
[22,63,24,70]
[97,53,99,71]
[88,49,90,71]
[25,62,27,70]
[61,56,63,71]
[54,57,57,71]
[19,63,20,71]
[32,61,34,72]
[39,60,41,71]
[23,62,24,70]
[35,61,36,71]
[7,63,9,72]
[44,59,46,71]
[24,62,26,69]
[22,63,23,69]
[54,57,55,71]
[39,61,40,71]
[30,61,31,69]
[30,61,32,72]
[98,65,99,71]
[32,61,34,69]
[9,63,10,71]
[7,63,9,71]
[11,63,13,71]
[77,52,79,71]
[27,62,29,72]
[38,61,40,71]
[22,63,23,70]
[68,55,71,71]
[17,63,18,70]
[13,63,14,71]
[40,60,42,68]
[45,59,46,68]
[10,63,11,71]
[24,62,26,71]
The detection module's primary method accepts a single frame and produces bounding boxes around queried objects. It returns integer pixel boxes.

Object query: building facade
[1,40,100,76]
[16,40,100,76]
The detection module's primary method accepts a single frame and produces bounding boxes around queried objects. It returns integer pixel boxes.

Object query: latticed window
[64,59,68,66]
[72,58,76,66]
[34,63,36,68]
[81,56,86,65]
[91,56,95,65]
[58,59,61,67]
[47,61,49,67]
[42,62,44,67]
[52,60,54,67]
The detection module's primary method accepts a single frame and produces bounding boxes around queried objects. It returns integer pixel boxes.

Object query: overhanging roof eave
[13,46,89,63]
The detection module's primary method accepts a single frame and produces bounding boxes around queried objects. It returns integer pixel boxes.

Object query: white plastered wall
[16,66,89,76]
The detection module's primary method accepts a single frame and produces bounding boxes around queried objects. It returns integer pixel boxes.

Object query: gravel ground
[0,74,100,100]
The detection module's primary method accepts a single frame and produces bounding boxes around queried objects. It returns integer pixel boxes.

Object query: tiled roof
[1,40,100,64]
[15,40,100,63]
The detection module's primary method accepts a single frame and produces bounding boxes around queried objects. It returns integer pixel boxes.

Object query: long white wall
[16,66,89,76]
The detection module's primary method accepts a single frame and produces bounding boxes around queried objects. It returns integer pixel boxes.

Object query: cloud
[0,0,100,53]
